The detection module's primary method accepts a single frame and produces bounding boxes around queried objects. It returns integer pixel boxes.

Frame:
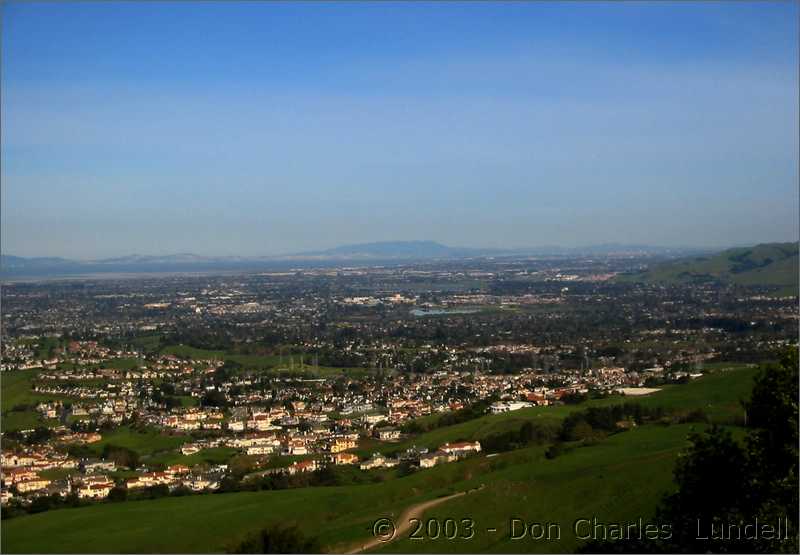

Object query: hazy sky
[2,2,798,259]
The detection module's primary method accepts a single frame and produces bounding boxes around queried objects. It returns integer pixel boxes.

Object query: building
[331,452,358,465]
[374,427,400,441]
[419,451,457,468]
[439,441,482,457]
[330,437,357,453]
[359,453,398,470]
[16,478,51,493]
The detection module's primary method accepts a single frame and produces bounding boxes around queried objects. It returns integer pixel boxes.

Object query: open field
[2,370,47,408]
[159,344,371,377]
[88,427,188,458]
[1,370,69,432]
[1,367,758,553]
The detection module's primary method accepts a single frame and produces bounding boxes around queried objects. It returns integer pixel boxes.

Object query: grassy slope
[1,370,67,432]
[619,242,799,293]
[161,344,368,377]
[377,425,698,554]
[89,427,188,458]
[2,367,757,554]
[2,370,49,408]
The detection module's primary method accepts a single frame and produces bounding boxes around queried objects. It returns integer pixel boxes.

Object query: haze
[2,1,798,259]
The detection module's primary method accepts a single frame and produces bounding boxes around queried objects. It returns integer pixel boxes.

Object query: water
[410,307,480,316]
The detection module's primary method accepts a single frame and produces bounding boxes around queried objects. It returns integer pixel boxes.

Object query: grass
[1,370,69,432]
[1,410,49,432]
[160,344,226,359]
[38,468,77,481]
[102,358,147,370]
[2,370,47,409]
[158,344,370,378]
[375,425,700,553]
[89,427,188,458]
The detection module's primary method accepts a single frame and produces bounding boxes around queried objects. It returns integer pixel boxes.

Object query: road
[345,484,484,554]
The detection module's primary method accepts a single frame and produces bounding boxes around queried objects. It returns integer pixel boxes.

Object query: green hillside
[619,242,798,295]
[1,367,758,554]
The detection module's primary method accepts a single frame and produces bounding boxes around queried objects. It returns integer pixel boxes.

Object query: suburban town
[2,254,795,514]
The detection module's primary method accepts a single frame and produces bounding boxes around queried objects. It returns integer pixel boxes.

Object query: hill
[1,366,758,554]
[293,241,496,259]
[618,242,798,294]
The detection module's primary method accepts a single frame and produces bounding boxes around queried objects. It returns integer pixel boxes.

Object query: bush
[230,524,321,554]
[107,487,127,502]
[545,444,564,459]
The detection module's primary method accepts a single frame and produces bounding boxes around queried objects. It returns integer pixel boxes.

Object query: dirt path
[345,485,484,554]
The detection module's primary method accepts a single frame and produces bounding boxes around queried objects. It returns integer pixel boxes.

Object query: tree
[580,348,799,554]
[107,487,127,502]
[230,524,321,554]
[201,390,228,408]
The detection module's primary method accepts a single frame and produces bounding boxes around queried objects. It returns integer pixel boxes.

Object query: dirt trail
[345,485,484,554]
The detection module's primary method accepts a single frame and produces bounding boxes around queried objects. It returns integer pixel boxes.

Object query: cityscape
[1,1,798,554]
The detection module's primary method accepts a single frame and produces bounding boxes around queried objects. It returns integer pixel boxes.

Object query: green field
[1,369,68,432]
[159,344,369,377]
[102,357,147,370]
[2,370,47,408]
[1,367,758,553]
[89,427,188,458]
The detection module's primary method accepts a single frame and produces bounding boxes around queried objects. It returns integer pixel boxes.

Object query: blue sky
[2,1,798,258]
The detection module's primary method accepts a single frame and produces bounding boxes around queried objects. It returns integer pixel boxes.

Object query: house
[489,401,532,414]
[185,476,219,491]
[331,452,358,465]
[359,453,398,471]
[16,478,51,493]
[181,445,201,455]
[77,480,114,499]
[246,445,276,456]
[247,414,275,431]
[80,459,116,473]
[1,453,36,467]
[0,489,13,505]
[166,465,190,477]
[286,439,308,456]
[525,393,549,406]
[439,441,482,457]
[287,459,318,475]
[361,414,385,426]
[2,467,38,484]
[330,437,357,453]
[374,427,400,441]
[419,451,456,468]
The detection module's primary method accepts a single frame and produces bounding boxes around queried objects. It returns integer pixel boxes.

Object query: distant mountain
[1,255,78,270]
[618,242,799,294]
[293,241,497,259]
[292,241,707,259]
[0,241,715,279]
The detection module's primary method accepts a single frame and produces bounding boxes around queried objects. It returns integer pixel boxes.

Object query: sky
[2,1,798,259]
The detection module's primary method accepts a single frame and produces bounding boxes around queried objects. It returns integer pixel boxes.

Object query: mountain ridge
[618,241,799,294]
[0,240,766,278]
